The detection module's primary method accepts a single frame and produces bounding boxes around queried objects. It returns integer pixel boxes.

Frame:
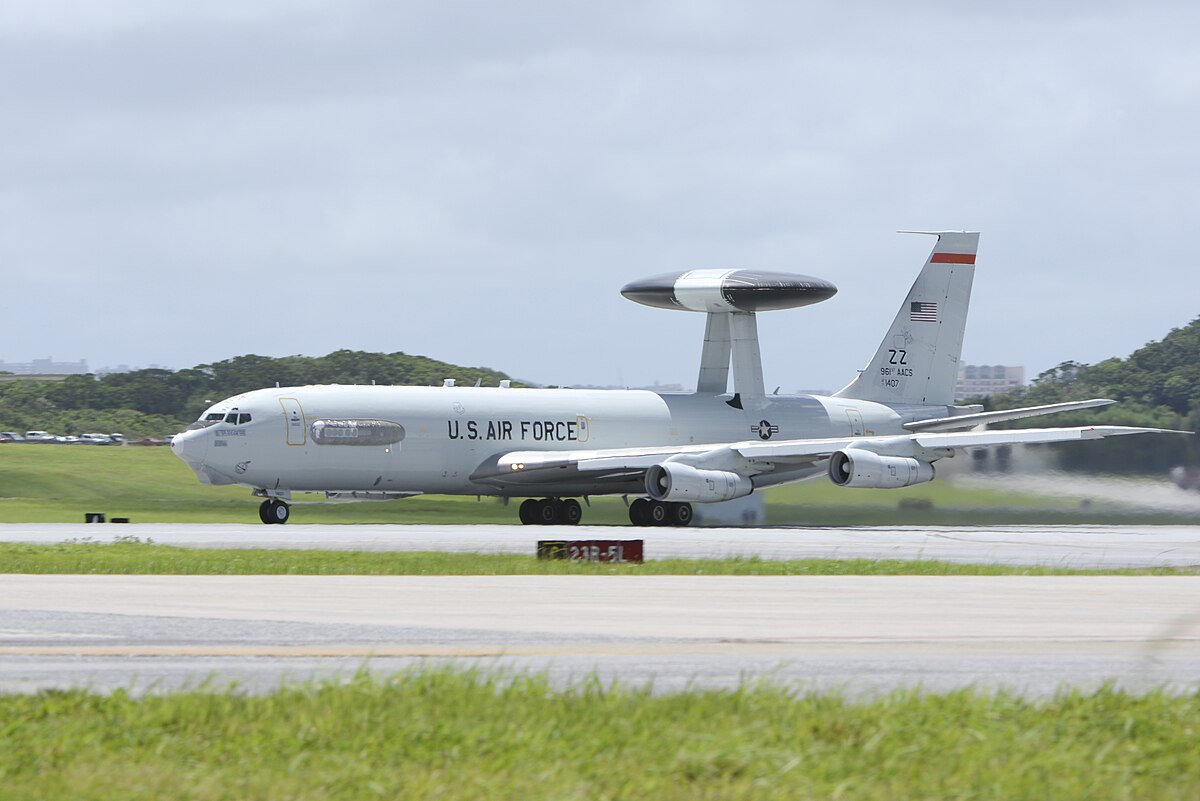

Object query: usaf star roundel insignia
[752,420,779,440]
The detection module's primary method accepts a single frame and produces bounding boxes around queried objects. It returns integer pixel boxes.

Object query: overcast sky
[3,1,1197,391]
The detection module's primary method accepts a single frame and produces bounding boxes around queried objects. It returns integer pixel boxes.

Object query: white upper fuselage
[171,384,933,498]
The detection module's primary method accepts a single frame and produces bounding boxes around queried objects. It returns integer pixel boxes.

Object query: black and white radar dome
[620,269,837,313]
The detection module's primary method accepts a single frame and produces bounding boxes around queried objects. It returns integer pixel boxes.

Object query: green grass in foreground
[1,540,1192,575]
[2,670,1198,800]
[2,444,1195,525]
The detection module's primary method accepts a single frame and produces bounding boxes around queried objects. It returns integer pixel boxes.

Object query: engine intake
[645,463,753,503]
[828,449,935,489]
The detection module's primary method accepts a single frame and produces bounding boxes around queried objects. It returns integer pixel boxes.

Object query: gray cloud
[2,1,1197,389]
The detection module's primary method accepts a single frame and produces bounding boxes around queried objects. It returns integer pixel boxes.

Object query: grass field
[6,538,1187,575]
[4,450,1195,797]
[3,669,1198,801]
[1,444,1192,525]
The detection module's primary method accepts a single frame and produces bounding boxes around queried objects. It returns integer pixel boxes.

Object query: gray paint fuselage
[173,385,932,498]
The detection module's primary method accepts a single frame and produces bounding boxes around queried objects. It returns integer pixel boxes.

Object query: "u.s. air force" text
[447,419,580,442]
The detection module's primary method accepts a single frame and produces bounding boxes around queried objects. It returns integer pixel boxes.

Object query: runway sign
[537,540,644,563]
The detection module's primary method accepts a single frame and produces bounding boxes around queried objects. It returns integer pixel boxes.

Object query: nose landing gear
[258,498,290,524]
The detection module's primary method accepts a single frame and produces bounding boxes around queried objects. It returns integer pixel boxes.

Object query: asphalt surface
[1,572,1199,697]
[2,524,1199,696]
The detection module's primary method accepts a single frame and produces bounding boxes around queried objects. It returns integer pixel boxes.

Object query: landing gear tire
[259,498,290,525]
[670,502,693,527]
[629,498,692,527]
[560,498,582,526]
[535,498,561,525]
[518,498,581,525]
[629,498,650,526]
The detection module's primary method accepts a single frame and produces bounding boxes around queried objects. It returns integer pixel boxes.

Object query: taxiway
[3,522,1200,568]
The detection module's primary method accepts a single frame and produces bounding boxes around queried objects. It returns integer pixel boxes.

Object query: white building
[0,357,88,375]
[955,364,1025,401]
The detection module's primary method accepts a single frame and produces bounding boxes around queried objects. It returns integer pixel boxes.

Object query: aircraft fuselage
[171,384,933,498]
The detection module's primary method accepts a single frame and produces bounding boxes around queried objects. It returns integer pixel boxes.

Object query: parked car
[80,433,117,445]
[135,437,168,446]
[109,433,127,444]
[24,431,56,442]
[0,431,23,443]
[56,435,82,444]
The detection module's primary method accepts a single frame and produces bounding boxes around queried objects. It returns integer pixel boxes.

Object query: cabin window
[311,419,405,446]
[238,413,252,425]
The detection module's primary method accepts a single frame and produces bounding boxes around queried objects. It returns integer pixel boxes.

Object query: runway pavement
[2,523,1199,695]
[2,573,1199,696]
[3,521,1200,568]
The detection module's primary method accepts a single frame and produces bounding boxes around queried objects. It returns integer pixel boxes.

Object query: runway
[3,523,1199,696]
[3,521,1200,569]
[2,573,1199,696]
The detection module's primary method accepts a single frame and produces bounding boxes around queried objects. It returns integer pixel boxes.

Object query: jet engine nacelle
[828,449,935,489]
[645,463,754,503]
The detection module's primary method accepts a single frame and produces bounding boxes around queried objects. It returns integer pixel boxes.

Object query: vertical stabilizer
[833,231,978,406]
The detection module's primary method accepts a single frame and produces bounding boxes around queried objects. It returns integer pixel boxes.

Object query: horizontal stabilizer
[903,399,1117,432]
[909,425,1192,450]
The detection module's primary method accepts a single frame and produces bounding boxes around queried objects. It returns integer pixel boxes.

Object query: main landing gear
[258,498,290,524]
[629,498,692,527]
[515,497,694,526]
[518,497,583,526]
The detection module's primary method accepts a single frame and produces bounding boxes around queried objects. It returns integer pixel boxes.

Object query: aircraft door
[280,398,306,445]
[845,408,864,437]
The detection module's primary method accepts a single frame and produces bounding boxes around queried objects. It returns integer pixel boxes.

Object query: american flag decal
[910,301,937,322]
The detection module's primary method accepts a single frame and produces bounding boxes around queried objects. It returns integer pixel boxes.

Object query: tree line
[980,316,1200,472]
[2,321,1197,473]
[0,350,514,438]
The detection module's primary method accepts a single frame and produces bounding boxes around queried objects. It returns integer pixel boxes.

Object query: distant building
[955,364,1025,402]
[0,357,88,375]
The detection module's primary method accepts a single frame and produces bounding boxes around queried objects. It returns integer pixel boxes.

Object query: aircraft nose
[171,428,208,467]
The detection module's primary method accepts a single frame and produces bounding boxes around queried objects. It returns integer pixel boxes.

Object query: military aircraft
[172,232,1184,525]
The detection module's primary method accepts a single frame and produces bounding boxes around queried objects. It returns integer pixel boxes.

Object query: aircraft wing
[738,425,1186,460]
[471,424,1187,488]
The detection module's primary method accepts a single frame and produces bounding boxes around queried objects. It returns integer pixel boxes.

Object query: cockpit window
[187,412,228,430]
[187,410,252,430]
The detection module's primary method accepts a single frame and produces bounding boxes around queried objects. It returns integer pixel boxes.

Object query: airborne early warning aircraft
[172,232,1183,525]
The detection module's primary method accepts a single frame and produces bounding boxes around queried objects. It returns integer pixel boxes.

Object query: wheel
[258,499,273,524]
[518,499,539,525]
[629,498,650,526]
[670,502,693,527]
[267,499,290,524]
[536,498,560,525]
[560,498,582,525]
[648,501,669,526]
